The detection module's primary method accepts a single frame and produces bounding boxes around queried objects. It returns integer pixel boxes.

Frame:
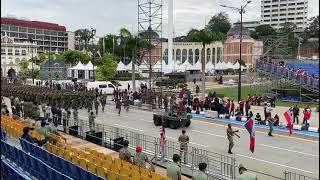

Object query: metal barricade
[284,171,319,180]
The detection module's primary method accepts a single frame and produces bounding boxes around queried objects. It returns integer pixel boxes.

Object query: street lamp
[90,28,96,81]
[221,0,251,103]
[28,38,35,85]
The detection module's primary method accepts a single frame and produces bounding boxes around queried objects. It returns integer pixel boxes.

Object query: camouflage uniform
[133,152,149,169]
[119,147,132,163]
[89,114,95,131]
[226,127,235,153]
[178,134,189,163]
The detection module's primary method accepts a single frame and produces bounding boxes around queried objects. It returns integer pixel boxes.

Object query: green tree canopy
[251,24,276,39]
[19,58,29,81]
[60,50,91,65]
[75,28,95,50]
[278,22,299,51]
[96,53,117,81]
[302,15,319,41]
[207,12,231,34]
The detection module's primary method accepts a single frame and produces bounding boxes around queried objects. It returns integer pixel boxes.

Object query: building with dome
[224,24,263,69]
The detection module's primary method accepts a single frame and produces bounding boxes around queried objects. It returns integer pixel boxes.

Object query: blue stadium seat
[52,154,63,171]
[59,156,71,175]
[69,162,81,179]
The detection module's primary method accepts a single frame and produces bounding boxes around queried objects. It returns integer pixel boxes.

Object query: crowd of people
[257,57,319,88]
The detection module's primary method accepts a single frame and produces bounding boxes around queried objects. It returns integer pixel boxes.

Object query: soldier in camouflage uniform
[163,94,169,113]
[119,140,132,163]
[100,95,106,112]
[178,129,189,163]
[88,111,95,131]
[133,146,155,171]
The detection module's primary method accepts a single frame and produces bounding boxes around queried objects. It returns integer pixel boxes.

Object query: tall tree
[251,24,276,39]
[96,53,117,81]
[278,22,299,52]
[60,50,91,65]
[207,12,231,34]
[19,58,29,82]
[186,28,226,96]
[302,15,319,41]
[75,28,95,50]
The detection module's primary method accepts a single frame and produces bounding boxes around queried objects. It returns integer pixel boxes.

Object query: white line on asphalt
[139,118,152,123]
[190,130,225,138]
[114,124,144,132]
[259,144,319,158]
[236,154,314,174]
[166,136,208,148]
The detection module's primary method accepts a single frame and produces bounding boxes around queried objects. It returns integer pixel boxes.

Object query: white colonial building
[1,34,38,77]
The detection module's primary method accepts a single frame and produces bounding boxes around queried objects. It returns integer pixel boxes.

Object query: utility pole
[221,0,252,103]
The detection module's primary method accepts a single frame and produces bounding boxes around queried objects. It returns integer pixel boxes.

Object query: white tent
[125,61,139,71]
[190,61,201,70]
[117,61,127,71]
[226,62,234,69]
[233,62,246,70]
[83,61,95,70]
[215,62,228,70]
[181,61,193,71]
[69,62,85,70]
[205,63,215,72]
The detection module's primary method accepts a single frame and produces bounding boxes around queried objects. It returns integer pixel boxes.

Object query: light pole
[29,38,35,85]
[90,28,96,81]
[221,0,251,103]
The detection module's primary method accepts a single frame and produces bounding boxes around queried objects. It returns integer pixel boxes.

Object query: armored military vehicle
[153,113,192,129]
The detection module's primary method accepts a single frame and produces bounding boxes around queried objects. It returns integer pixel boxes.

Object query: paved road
[3,97,318,179]
[76,104,319,179]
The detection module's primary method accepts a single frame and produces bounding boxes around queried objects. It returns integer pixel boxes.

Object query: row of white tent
[117,60,246,73]
[68,60,246,75]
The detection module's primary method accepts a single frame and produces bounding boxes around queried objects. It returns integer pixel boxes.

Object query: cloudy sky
[1,0,319,37]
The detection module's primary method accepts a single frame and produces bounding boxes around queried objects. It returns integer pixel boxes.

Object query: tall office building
[261,0,308,31]
[1,17,72,53]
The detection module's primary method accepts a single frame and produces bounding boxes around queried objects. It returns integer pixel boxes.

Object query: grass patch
[275,101,318,109]
[206,85,269,101]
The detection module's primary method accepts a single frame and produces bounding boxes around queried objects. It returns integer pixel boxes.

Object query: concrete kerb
[105,100,319,138]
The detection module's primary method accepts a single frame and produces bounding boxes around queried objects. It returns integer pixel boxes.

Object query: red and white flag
[160,123,166,157]
[244,116,255,153]
[284,111,293,136]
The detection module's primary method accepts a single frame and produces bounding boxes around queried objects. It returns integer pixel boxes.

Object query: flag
[160,123,166,157]
[284,111,293,136]
[244,116,255,153]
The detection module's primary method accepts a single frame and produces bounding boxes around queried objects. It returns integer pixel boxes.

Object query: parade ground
[69,103,319,179]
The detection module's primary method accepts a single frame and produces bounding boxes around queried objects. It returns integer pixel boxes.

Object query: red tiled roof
[1,17,66,31]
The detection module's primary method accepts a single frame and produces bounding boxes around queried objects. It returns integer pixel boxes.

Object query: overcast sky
[1,0,319,37]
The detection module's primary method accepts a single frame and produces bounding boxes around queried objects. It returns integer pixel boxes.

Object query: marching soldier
[73,108,79,126]
[94,97,99,115]
[163,94,169,113]
[178,129,189,163]
[100,95,106,113]
[116,98,122,115]
[226,124,239,154]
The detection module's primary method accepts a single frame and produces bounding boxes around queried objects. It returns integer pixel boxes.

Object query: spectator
[303,107,311,126]
[225,99,231,115]
[273,114,279,126]
[245,101,251,116]
[238,164,257,180]
[235,107,241,121]
[21,127,46,147]
[133,146,155,171]
[1,105,9,116]
[167,154,181,180]
[293,105,299,124]
[192,162,208,180]
[255,113,263,125]
[119,140,132,163]
[247,111,253,119]
[239,100,245,116]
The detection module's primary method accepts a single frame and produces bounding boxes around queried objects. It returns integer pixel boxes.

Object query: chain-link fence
[284,171,319,180]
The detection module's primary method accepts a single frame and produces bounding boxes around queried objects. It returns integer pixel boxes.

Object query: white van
[86,81,115,94]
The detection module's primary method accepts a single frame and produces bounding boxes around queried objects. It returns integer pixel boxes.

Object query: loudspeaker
[69,126,79,137]
[85,131,103,146]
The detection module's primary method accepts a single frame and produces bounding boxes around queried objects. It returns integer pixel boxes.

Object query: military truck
[155,72,187,88]
[153,113,192,129]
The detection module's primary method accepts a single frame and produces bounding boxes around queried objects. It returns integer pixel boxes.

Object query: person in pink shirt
[303,106,312,127]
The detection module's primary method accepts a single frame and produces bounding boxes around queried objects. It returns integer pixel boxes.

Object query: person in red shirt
[303,107,312,126]
[230,100,235,116]
[239,100,244,116]
[225,99,231,115]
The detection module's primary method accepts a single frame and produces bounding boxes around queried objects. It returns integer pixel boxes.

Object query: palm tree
[186,28,226,97]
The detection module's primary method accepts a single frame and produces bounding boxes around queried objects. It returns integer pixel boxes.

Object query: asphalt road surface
[76,104,319,179]
[4,97,318,179]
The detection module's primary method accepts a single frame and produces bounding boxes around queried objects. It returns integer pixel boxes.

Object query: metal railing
[60,116,236,180]
[284,171,319,180]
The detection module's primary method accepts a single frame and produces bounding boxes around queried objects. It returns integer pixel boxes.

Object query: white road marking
[260,144,319,158]
[166,136,208,148]
[114,124,144,132]
[139,118,152,123]
[236,154,315,174]
[190,130,225,138]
